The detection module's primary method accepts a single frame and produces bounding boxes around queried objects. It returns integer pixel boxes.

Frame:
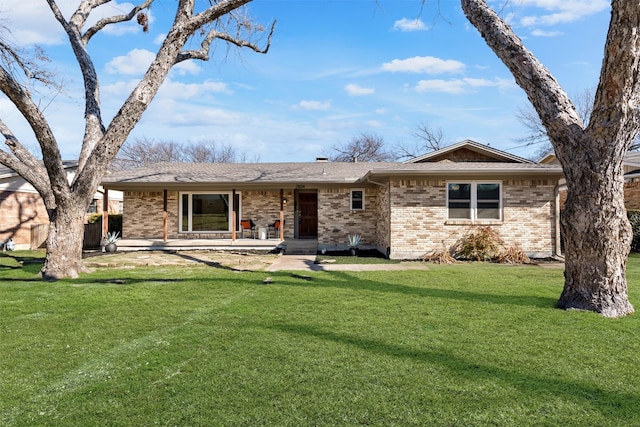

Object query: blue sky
[1,0,611,162]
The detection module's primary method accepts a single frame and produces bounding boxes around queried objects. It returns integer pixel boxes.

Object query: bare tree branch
[82,0,154,43]
[393,121,449,160]
[177,19,275,63]
[330,132,394,162]
[112,138,244,170]
[0,65,66,192]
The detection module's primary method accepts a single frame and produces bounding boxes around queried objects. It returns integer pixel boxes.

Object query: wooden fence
[83,222,103,249]
[30,223,48,250]
[30,221,104,250]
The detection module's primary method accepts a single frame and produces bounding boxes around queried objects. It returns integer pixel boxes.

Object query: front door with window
[298,192,318,238]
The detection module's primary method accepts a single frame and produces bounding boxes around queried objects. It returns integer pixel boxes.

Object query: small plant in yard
[423,249,458,264]
[105,231,121,244]
[102,231,121,253]
[454,226,503,261]
[347,233,362,248]
[347,233,362,255]
[496,246,531,264]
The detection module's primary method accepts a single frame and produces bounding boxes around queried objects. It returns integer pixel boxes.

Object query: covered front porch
[113,237,319,255]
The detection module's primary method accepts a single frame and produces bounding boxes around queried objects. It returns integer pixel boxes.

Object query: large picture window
[447,182,501,221]
[180,192,240,232]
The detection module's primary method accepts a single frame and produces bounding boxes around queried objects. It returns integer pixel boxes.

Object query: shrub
[628,210,640,253]
[454,226,503,261]
[423,249,458,264]
[496,247,531,264]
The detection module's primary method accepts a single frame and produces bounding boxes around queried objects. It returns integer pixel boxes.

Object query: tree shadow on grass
[276,270,558,310]
[172,251,239,271]
[269,322,640,422]
[0,252,44,267]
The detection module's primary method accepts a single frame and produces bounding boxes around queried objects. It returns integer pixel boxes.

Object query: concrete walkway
[266,255,565,272]
[266,254,430,272]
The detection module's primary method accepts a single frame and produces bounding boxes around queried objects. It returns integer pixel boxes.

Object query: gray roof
[0,160,78,180]
[404,139,534,164]
[101,161,563,190]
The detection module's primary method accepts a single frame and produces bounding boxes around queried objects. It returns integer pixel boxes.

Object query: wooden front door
[298,193,318,238]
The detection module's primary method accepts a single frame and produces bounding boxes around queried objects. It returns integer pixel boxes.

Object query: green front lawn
[1,252,640,426]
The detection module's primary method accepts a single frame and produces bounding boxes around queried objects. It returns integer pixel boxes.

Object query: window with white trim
[350,189,364,210]
[179,192,241,232]
[447,182,501,221]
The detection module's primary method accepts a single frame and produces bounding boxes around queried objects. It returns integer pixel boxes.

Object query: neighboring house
[101,140,565,259]
[540,151,640,211]
[0,162,123,250]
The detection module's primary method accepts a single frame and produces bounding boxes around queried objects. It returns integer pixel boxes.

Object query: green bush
[628,211,640,253]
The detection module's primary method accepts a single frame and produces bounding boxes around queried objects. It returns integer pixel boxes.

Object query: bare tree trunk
[461,0,639,317]
[559,162,633,316]
[41,202,88,280]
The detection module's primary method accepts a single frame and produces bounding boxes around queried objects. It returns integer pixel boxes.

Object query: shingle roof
[404,139,534,164]
[102,162,391,185]
[0,160,78,180]
[101,161,563,189]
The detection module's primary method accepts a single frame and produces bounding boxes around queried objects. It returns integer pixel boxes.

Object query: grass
[1,251,640,426]
[316,249,400,265]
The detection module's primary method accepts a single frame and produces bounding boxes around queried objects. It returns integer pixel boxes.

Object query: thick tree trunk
[558,160,634,317]
[461,0,638,317]
[41,203,88,280]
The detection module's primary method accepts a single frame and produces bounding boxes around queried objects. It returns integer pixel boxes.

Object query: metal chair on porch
[240,219,256,239]
[268,219,284,239]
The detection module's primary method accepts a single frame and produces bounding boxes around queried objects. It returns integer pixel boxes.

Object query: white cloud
[530,29,563,37]
[393,18,429,32]
[382,56,465,74]
[345,84,374,96]
[101,77,230,109]
[169,108,242,127]
[158,80,230,100]
[517,0,609,27]
[172,61,203,76]
[106,48,201,77]
[414,78,512,94]
[1,0,70,45]
[294,100,332,111]
[105,49,155,75]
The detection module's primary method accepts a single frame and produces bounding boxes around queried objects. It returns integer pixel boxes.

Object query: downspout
[367,176,391,258]
[554,182,564,259]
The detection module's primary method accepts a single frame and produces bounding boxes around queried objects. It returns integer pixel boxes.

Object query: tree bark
[41,200,89,280]
[559,164,633,316]
[461,0,639,317]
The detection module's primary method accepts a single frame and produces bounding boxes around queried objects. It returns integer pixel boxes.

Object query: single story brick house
[101,140,564,259]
